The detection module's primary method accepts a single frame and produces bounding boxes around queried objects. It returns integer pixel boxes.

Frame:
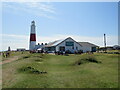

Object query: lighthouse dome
[32,21,35,24]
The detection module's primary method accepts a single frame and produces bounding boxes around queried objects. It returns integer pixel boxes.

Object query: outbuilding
[17,48,26,51]
[78,42,99,52]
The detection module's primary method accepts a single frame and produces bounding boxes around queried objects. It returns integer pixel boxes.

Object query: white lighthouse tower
[29,21,36,51]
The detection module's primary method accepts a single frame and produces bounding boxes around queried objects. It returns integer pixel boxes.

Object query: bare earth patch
[0,56,19,64]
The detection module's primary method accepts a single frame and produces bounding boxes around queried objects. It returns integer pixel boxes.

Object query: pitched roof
[45,37,98,47]
[78,42,99,47]
[45,37,82,47]
[113,45,120,47]
[45,39,64,47]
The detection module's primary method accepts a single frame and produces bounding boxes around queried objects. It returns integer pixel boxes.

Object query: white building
[78,42,98,52]
[43,37,98,53]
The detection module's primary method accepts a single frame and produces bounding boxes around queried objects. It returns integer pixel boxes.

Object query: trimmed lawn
[2,52,118,88]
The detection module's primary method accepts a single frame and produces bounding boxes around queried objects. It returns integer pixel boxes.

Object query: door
[92,47,96,52]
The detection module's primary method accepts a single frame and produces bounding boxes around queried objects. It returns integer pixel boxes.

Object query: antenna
[104,34,106,52]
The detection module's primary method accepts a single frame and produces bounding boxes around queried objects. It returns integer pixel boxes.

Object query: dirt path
[0,56,20,65]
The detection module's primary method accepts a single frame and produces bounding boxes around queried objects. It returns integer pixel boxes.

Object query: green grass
[74,54,101,65]
[106,50,119,52]
[2,52,118,88]
[2,51,30,61]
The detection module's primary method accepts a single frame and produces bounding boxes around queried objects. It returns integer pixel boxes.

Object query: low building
[113,45,120,50]
[42,37,98,53]
[78,42,99,52]
[99,45,120,51]
[17,48,26,51]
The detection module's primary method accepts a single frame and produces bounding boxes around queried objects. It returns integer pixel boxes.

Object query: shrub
[35,59,43,62]
[22,56,30,59]
[75,55,101,65]
[19,66,47,74]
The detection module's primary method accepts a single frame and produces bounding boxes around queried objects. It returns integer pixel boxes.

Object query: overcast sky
[1,1,118,50]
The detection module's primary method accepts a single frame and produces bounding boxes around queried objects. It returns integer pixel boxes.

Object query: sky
[1,1,118,50]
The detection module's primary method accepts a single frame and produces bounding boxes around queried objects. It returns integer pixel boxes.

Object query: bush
[35,59,43,62]
[19,66,47,74]
[75,55,101,65]
[22,56,30,59]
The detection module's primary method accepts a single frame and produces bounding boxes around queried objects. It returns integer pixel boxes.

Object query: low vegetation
[75,55,101,65]
[2,51,118,88]
[19,66,47,74]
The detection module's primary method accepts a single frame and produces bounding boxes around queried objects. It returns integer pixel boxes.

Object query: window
[59,46,65,51]
[66,42,74,46]
[76,47,78,50]
[47,47,55,51]
[72,46,74,49]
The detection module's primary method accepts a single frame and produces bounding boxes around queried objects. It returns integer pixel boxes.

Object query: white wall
[29,41,36,50]
[81,46,92,52]
[56,38,82,53]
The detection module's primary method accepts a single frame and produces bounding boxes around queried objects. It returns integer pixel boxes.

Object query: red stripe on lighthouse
[30,34,36,41]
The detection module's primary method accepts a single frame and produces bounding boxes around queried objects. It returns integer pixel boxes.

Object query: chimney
[104,34,107,52]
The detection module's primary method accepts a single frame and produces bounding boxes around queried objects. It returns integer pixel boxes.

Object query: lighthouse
[29,21,36,51]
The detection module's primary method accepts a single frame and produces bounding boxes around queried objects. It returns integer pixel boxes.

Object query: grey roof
[45,37,98,47]
[78,42,99,47]
[45,39,64,47]
[113,45,120,47]
[34,45,44,50]
[45,37,82,47]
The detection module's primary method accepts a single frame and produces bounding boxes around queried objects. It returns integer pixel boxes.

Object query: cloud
[1,34,118,51]
[25,2,56,14]
[3,2,56,19]
[1,34,29,51]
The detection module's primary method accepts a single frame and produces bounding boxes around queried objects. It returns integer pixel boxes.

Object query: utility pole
[104,34,106,52]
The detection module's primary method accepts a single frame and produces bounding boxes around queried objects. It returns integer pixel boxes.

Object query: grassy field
[2,51,118,88]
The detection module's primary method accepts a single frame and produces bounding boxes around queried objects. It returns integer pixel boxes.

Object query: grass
[2,51,118,88]
[74,54,101,65]
[2,51,30,61]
